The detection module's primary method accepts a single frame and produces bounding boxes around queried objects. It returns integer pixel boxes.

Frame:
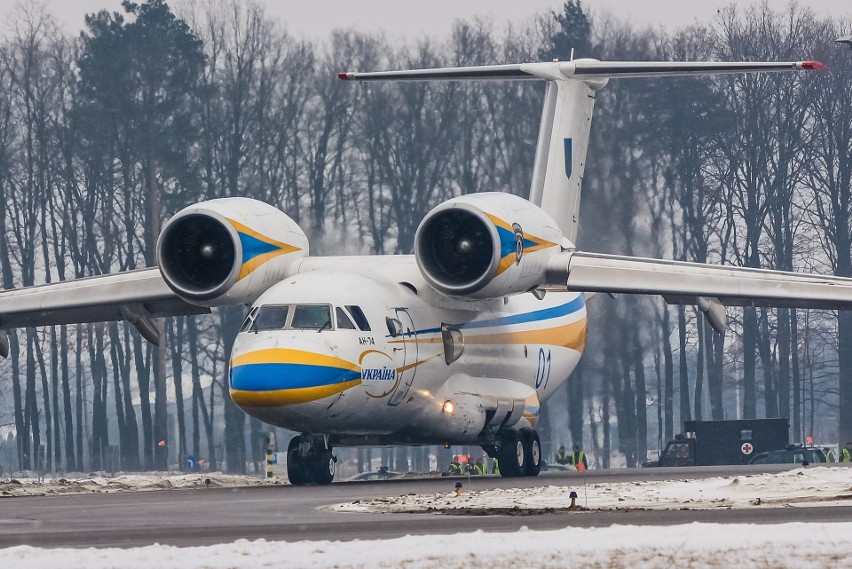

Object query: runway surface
[2,465,852,549]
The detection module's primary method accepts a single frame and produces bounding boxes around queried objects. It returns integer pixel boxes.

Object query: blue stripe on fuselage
[231,363,361,391]
[403,294,586,337]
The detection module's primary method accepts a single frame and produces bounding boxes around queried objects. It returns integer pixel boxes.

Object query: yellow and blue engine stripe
[226,218,301,281]
[486,214,557,276]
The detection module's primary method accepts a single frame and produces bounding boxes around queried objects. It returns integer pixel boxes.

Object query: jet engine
[414,193,563,299]
[157,197,308,306]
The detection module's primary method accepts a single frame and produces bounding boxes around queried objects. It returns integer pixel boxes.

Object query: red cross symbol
[741,442,753,455]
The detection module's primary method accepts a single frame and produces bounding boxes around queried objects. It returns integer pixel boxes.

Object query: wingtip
[337,71,351,80]
[800,60,827,71]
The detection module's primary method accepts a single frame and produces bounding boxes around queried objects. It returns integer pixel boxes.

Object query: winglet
[799,61,827,70]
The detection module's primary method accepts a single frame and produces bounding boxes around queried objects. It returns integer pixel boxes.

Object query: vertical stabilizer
[528,75,603,245]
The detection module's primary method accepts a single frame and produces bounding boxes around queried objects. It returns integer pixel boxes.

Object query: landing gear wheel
[497,430,524,477]
[520,428,541,477]
[313,450,336,485]
[287,436,336,485]
[287,436,312,485]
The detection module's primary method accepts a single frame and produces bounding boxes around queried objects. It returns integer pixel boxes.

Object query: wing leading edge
[0,267,209,353]
[544,251,852,333]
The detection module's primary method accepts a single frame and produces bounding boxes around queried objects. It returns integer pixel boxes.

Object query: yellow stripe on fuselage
[231,380,361,407]
[230,348,360,372]
[389,319,587,351]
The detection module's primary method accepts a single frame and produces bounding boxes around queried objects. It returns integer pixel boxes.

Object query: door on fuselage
[387,307,418,407]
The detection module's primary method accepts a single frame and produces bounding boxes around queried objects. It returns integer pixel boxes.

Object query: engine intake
[417,207,496,294]
[159,213,237,299]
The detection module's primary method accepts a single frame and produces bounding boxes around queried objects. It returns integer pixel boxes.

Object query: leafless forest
[0,0,850,474]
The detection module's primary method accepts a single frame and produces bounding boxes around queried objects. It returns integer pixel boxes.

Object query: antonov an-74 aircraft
[0,57,847,485]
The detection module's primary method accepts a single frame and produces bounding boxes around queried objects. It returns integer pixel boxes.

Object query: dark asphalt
[1,465,851,549]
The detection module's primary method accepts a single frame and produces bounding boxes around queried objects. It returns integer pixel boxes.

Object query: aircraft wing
[545,251,852,332]
[0,267,209,353]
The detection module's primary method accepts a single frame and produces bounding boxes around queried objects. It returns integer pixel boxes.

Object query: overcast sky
[1,0,850,43]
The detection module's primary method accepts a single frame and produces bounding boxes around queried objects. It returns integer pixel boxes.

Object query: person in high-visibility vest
[570,444,588,472]
[842,442,852,463]
[555,445,571,466]
[448,456,462,474]
[824,447,836,462]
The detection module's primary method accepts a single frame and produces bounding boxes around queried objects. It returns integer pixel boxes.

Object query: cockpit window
[346,305,371,331]
[291,305,332,330]
[336,307,356,330]
[252,305,289,331]
[240,307,259,332]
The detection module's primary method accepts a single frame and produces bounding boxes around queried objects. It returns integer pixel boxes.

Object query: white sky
[1,466,851,568]
[1,0,850,42]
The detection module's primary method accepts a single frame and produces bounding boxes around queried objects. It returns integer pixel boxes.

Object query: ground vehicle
[644,419,789,467]
[748,445,827,465]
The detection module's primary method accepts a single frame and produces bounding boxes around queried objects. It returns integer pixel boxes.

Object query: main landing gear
[287,435,336,485]
[487,428,541,477]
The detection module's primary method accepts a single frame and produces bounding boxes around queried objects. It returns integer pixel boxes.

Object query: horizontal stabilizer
[338,60,825,83]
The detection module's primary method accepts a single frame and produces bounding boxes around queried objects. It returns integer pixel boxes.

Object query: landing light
[442,400,455,414]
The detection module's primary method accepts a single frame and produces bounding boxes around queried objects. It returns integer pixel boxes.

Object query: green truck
[645,418,789,467]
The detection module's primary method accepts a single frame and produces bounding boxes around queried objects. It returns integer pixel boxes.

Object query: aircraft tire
[313,450,336,485]
[520,428,541,476]
[497,430,524,477]
[287,436,313,485]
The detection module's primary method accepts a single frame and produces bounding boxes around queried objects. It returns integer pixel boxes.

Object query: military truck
[644,418,789,467]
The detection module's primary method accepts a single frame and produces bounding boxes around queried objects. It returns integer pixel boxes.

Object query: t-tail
[340,59,824,245]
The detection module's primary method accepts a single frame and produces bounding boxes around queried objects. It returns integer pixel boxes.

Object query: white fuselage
[229,255,586,447]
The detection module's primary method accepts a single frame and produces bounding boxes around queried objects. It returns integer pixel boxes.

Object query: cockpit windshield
[242,304,371,333]
[244,304,335,332]
[253,305,289,331]
[291,305,332,330]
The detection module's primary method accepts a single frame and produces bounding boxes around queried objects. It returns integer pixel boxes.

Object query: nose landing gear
[287,435,336,485]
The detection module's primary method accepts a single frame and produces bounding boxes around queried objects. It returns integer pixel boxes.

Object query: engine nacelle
[157,198,308,306]
[415,193,563,299]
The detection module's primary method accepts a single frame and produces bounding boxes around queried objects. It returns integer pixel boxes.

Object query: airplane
[1,56,849,485]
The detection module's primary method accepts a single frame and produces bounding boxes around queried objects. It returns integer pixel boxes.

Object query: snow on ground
[329,465,852,514]
[2,466,852,568]
[0,472,275,497]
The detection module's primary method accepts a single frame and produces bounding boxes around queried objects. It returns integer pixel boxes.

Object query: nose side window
[346,305,371,332]
[336,307,356,330]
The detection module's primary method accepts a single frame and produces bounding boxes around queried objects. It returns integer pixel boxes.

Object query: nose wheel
[287,435,336,485]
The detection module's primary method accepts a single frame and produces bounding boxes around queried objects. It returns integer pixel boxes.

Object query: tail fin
[340,60,824,244]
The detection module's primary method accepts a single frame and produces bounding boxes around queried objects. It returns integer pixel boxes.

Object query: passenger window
[346,305,371,331]
[252,306,289,331]
[740,429,753,441]
[336,307,356,330]
[291,305,332,330]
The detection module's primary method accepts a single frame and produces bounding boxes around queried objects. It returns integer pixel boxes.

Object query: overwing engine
[415,193,563,299]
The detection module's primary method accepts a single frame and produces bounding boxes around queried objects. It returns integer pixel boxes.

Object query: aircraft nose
[229,341,361,407]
